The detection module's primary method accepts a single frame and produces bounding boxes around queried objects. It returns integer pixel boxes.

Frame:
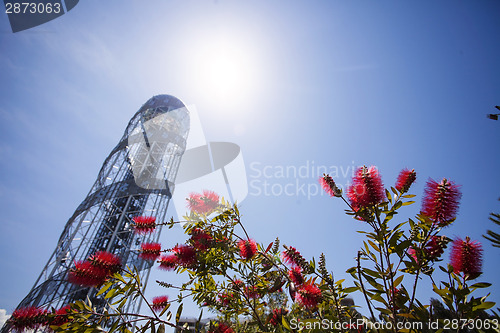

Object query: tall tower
[6,95,189,325]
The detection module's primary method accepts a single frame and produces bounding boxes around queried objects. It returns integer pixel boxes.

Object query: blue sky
[1,0,499,329]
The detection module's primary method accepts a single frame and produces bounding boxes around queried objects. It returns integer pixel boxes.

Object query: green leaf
[343,286,359,293]
[158,324,165,333]
[367,239,380,252]
[96,282,113,297]
[386,189,392,203]
[470,282,492,289]
[473,302,495,310]
[104,288,118,300]
[282,316,291,330]
[175,303,183,325]
[150,319,156,333]
[393,275,404,288]
[159,303,170,317]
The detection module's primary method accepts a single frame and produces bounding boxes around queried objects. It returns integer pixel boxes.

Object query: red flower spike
[319,174,342,197]
[450,237,483,279]
[244,285,259,299]
[395,168,417,193]
[269,308,288,326]
[288,266,304,286]
[238,239,257,260]
[172,244,197,267]
[139,242,162,261]
[347,166,385,208]
[190,228,213,250]
[151,295,169,312]
[407,247,417,262]
[421,178,461,226]
[389,287,403,311]
[68,260,107,287]
[296,282,322,309]
[425,236,447,260]
[231,279,245,290]
[409,236,448,264]
[208,322,234,333]
[158,255,178,271]
[218,292,234,306]
[10,306,49,332]
[186,190,219,214]
[282,246,305,268]
[51,305,71,326]
[132,216,157,234]
[89,251,121,274]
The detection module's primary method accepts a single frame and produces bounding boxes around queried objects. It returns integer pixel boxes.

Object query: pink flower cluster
[409,235,447,263]
[347,166,385,209]
[159,244,197,271]
[450,237,483,279]
[282,246,322,308]
[395,168,417,193]
[238,239,257,260]
[10,306,48,332]
[9,304,71,332]
[68,251,121,287]
[269,308,288,326]
[208,322,234,333]
[139,242,162,261]
[187,190,220,214]
[133,216,157,234]
[421,178,461,226]
[151,295,169,312]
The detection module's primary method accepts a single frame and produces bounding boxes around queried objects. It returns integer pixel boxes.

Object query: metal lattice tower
[5,95,190,330]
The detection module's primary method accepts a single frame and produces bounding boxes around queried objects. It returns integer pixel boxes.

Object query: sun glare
[190,36,258,106]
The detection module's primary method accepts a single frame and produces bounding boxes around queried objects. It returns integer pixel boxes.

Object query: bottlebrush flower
[409,236,448,264]
[10,306,48,332]
[282,246,307,269]
[244,285,259,299]
[269,308,288,326]
[51,305,71,326]
[425,236,448,260]
[231,279,245,290]
[421,178,461,226]
[68,260,107,287]
[151,295,169,312]
[218,292,234,306]
[208,322,234,333]
[186,190,219,214]
[139,242,162,261]
[389,287,403,311]
[89,251,121,274]
[158,254,178,271]
[319,174,342,197]
[395,168,416,193]
[288,266,304,286]
[296,282,322,309]
[190,228,213,250]
[450,237,483,279]
[238,239,257,260]
[347,166,385,208]
[171,244,197,267]
[132,216,156,234]
[408,247,418,263]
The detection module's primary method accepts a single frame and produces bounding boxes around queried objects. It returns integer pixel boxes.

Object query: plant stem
[357,251,380,333]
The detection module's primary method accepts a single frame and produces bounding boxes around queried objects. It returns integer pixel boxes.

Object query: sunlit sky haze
[0,1,499,329]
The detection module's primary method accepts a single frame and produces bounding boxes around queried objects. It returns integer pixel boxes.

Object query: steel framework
[4,95,189,331]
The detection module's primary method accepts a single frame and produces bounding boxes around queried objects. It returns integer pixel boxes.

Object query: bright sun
[191,35,258,106]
